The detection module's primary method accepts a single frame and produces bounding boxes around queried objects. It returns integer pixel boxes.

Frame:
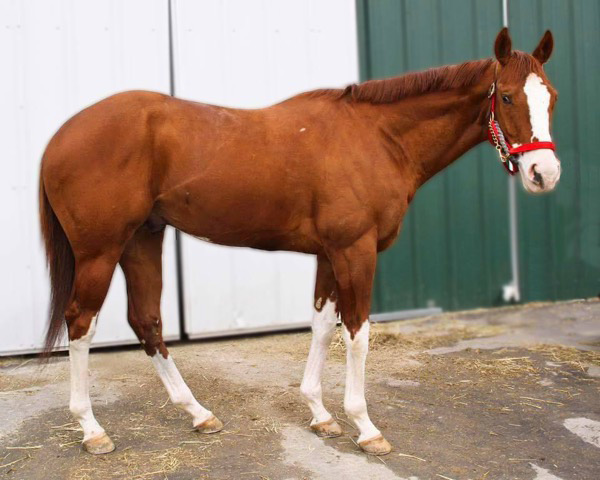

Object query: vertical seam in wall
[503,0,522,303]
[435,0,453,309]
[167,0,188,341]
[355,0,383,311]
[473,0,492,303]
[401,0,419,308]
[357,0,371,81]
[568,0,581,296]
[536,0,555,300]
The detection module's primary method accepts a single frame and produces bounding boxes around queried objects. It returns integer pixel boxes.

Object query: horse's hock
[1,300,599,479]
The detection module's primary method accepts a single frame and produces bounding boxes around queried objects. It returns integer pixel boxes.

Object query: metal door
[0,0,180,354]
[172,0,360,337]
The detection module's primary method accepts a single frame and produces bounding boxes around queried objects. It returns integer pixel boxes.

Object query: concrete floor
[1,299,599,480]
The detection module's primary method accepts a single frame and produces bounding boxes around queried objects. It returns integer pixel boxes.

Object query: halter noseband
[487,81,556,176]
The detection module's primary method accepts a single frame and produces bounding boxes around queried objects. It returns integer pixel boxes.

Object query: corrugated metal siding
[357,0,511,313]
[357,0,600,312]
[509,0,600,302]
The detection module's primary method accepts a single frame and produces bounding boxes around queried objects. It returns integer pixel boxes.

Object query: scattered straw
[335,413,356,431]
[519,396,564,406]
[520,402,543,410]
[59,440,81,448]
[530,344,600,370]
[9,359,34,372]
[5,445,42,450]
[398,452,427,462]
[452,355,538,377]
[0,454,30,469]
[348,437,360,450]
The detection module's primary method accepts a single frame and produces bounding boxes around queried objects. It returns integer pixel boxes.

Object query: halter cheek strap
[487,82,556,176]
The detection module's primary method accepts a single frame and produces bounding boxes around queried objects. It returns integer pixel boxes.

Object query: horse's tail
[39,173,75,357]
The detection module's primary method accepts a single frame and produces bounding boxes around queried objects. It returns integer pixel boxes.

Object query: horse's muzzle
[518,149,561,193]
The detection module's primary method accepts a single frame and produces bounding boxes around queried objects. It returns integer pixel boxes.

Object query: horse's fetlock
[300,382,321,403]
[344,399,367,419]
[70,400,90,420]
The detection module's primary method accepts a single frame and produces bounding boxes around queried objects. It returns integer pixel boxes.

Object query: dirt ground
[1,300,600,480]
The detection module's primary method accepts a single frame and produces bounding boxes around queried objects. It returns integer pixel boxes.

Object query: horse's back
[39,89,367,255]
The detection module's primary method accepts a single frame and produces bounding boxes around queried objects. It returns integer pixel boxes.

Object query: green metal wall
[357,0,600,313]
[509,0,600,303]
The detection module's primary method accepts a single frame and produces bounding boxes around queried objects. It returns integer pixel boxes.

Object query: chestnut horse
[39,28,559,455]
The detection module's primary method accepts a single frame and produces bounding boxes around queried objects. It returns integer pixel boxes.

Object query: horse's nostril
[529,163,537,176]
[530,164,544,188]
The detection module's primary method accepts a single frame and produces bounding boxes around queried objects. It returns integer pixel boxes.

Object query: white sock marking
[523,73,552,142]
[151,353,212,426]
[300,299,338,425]
[342,321,380,443]
[69,315,105,442]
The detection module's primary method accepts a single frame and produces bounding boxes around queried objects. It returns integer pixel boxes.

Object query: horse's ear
[532,30,554,64]
[494,27,512,66]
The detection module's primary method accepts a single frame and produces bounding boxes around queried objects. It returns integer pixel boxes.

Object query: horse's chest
[377,221,402,252]
[376,202,408,252]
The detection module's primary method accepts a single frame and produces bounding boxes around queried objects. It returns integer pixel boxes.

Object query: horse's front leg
[300,256,342,438]
[327,231,392,455]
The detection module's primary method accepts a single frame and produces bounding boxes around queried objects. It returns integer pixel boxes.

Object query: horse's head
[492,27,560,194]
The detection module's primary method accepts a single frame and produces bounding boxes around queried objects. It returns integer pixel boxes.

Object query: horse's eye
[502,94,512,105]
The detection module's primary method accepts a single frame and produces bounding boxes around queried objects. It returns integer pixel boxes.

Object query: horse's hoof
[310,418,343,438]
[195,415,224,434]
[82,432,115,455]
[358,434,392,456]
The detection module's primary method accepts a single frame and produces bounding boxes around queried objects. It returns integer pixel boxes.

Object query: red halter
[487,82,556,175]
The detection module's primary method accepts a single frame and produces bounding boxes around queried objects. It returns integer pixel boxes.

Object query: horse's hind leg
[67,253,121,454]
[119,225,223,433]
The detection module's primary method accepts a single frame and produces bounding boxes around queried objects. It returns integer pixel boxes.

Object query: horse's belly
[155,179,320,254]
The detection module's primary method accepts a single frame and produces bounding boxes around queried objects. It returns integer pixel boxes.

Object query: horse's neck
[372,84,491,187]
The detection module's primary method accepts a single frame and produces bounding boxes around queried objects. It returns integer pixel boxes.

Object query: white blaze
[523,73,552,142]
[518,72,560,192]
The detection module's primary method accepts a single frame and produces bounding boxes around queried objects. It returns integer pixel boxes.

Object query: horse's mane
[306,53,536,104]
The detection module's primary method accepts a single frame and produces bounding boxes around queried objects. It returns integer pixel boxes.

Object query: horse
[39,27,559,456]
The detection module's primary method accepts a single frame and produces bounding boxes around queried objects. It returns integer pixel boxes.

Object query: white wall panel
[0,0,179,354]
[173,0,359,336]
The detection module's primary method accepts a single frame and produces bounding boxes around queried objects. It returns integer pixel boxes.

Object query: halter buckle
[487,82,495,99]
